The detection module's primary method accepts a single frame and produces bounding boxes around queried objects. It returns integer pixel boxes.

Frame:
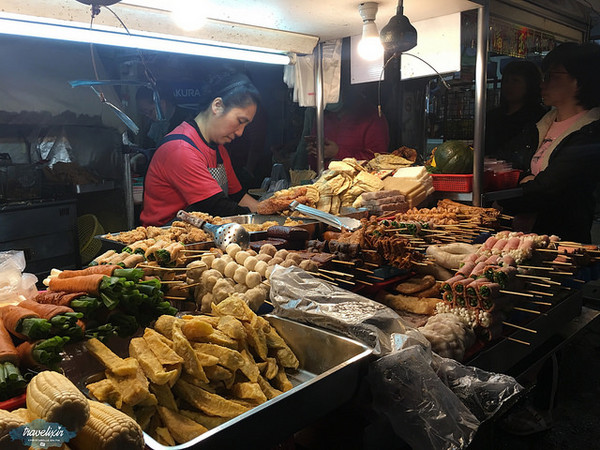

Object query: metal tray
[60,315,372,449]
[224,214,320,240]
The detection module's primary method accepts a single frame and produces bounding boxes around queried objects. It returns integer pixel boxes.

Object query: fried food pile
[256,186,318,215]
[105,222,211,245]
[85,296,299,446]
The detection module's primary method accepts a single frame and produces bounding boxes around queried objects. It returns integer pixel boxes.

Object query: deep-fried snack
[154,426,176,446]
[86,378,123,408]
[243,320,268,361]
[85,338,138,376]
[231,382,267,405]
[157,406,207,444]
[194,351,219,367]
[395,275,436,295]
[143,328,184,365]
[150,383,178,411]
[272,367,293,392]
[179,409,229,430]
[129,337,178,385]
[105,360,156,406]
[173,379,249,418]
[172,322,209,383]
[217,316,247,340]
[180,316,216,340]
[154,315,179,339]
[257,375,283,400]
[239,348,260,382]
[192,343,245,372]
[273,346,300,370]
[136,406,156,431]
[211,296,256,322]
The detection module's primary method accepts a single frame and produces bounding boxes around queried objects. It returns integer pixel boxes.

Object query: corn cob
[26,370,90,432]
[0,408,27,450]
[70,400,144,450]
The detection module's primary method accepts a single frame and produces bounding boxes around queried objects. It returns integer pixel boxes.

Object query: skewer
[335,278,355,286]
[160,280,186,284]
[499,214,514,220]
[180,250,212,255]
[319,268,354,278]
[536,248,558,253]
[542,260,574,266]
[412,261,431,266]
[367,275,385,281]
[364,262,379,268]
[571,279,586,284]
[516,273,552,281]
[526,300,553,306]
[314,272,335,282]
[138,265,190,271]
[507,337,531,346]
[355,267,375,274]
[526,281,552,289]
[552,271,575,276]
[502,321,537,333]
[164,296,188,301]
[355,279,374,286]
[500,289,535,297]
[526,290,553,297]
[332,259,355,266]
[513,306,542,315]
[519,265,555,271]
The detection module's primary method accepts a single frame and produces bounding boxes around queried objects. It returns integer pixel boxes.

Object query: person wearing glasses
[499,42,600,243]
[140,71,260,226]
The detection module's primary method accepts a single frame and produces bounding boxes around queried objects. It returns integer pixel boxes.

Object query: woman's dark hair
[198,71,261,111]
[542,42,600,109]
[500,60,542,109]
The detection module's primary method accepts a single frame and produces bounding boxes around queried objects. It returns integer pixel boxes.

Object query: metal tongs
[176,210,250,250]
[289,201,362,232]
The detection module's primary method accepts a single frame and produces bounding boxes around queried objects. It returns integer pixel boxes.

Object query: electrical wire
[377,51,452,118]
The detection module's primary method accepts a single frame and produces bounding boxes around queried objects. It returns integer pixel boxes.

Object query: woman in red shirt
[141,72,261,226]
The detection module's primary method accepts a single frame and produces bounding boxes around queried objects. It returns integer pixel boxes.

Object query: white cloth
[285,39,342,107]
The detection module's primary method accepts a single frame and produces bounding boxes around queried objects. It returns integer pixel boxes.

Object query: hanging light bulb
[380,0,417,54]
[358,2,383,61]
[171,0,207,32]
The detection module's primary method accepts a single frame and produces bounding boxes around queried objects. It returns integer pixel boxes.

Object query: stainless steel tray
[60,315,372,449]
[224,214,320,240]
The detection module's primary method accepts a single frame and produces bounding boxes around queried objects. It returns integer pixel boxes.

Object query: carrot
[48,274,105,295]
[19,299,74,320]
[1,305,39,340]
[57,265,120,279]
[0,317,18,364]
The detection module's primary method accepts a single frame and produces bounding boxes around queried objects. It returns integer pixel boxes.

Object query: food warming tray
[60,315,373,450]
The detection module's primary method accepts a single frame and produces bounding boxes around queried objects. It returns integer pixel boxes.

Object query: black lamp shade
[380,13,418,53]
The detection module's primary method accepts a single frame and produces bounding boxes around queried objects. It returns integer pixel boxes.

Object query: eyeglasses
[542,71,570,82]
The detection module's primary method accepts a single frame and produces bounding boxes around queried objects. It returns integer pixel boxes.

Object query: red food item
[19,299,74,320]
[0,317,19,364]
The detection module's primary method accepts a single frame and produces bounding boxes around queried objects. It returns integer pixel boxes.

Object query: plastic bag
[269,265,408,355]
[369,345,480,450]
[432,353,524,422]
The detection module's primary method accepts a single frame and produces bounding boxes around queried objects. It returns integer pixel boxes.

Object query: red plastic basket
[431,174,473,193]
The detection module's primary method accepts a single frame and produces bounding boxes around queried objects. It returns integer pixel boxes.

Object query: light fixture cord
[377,51,451,117]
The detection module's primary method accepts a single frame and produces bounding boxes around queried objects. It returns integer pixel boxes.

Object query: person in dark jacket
[499,42,600,243]
[485,60,548,170]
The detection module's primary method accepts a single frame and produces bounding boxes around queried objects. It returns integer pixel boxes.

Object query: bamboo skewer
[507,337,531,345]
[519,265,555,271]
[164,296,188,301]
[513,306,542,315]
[516,274,552,281]
[138,265,190,271]
[314,272,335,282]
[526,290,553,297]
[527,281,552,288]
[319,268,354,278]
[335,278,355,286]
[502,321,537,333]
[526,300,553,306]
[332,259,355,266]
[355,267,375,274]
[500,289,535,297]
[355,279,374,286]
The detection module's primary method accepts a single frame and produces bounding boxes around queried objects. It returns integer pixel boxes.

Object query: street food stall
[0,0,599,449]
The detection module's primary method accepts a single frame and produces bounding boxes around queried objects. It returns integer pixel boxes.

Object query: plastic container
[431,173,473,192]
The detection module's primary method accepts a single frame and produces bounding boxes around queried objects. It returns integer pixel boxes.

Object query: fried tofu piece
[194,351,219,367]
[130,337,179,385]
[105,359,154,406]
[179,409,229,430]
[265,327,289,349]
[192,343,245,372]
[154,426,176,446]
[154,314,180,339]
[272,368,293,392]
[157,406,208,444]
[263,357,279,380]
[243,320,268,361]
[136,406,156,431]
[257,375,283,400]
[150,383,178,411]
[85,338,138,376]
[174,379,249,418]
[86,378,123,408]
[274,347,300,370]
[211,296,256,322]
[172,323,209,383]
[231,382,267,405]
[204,365,234,383]
[193,315,220,327]
[217,315,247,340]
[143,328,184,365]
[194,329,238,349]
[239,348,260,383]
[180,317,214,341]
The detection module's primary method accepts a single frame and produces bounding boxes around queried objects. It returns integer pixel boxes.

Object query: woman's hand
[239,193,259,212]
